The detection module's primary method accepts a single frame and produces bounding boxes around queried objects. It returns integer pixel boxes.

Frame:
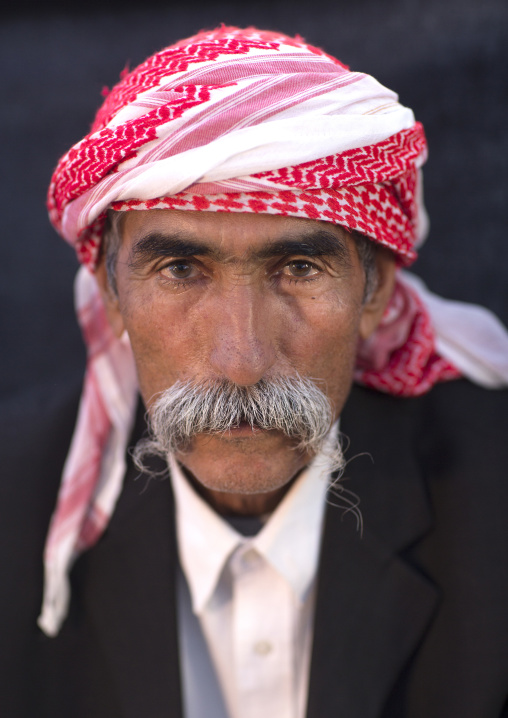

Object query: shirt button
[253,640,273,656]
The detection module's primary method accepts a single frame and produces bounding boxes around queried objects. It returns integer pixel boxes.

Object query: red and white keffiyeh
[40,26,508,635]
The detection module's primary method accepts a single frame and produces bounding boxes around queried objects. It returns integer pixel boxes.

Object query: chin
[176,429,311,496]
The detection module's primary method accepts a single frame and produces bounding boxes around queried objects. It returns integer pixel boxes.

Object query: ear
[95,258,126,338]
[359,248,397,340]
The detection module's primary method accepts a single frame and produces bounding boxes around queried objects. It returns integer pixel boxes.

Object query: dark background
[1,0,507,402]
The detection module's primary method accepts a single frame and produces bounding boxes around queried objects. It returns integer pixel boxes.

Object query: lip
[223,421,265,437]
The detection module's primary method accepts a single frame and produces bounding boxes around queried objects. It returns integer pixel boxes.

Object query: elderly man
[5,26,508,718]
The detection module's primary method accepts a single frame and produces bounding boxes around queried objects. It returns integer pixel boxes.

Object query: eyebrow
[128,227,352,269]
[254,230,351,264]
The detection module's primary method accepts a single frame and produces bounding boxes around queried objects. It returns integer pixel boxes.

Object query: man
[4,26,508,718]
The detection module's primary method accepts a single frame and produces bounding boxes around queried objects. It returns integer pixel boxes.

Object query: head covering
[48,26,425,267]
[40,26,508,636]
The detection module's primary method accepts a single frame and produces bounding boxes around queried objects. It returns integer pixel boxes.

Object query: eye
[160,261,196,280]
[283,260,320,278]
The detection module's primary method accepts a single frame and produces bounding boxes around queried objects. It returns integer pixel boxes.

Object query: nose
[208,283,277,386]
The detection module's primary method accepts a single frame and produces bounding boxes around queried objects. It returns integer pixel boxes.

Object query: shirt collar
[169,453,241,614]
[170,424,338,614]
[252,434,334,602]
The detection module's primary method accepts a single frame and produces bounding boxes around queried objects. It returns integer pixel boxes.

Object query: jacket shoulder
[0,380,81,717]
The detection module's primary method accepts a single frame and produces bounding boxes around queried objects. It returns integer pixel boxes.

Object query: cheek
[279,291,363,407]
[118,285,200,401]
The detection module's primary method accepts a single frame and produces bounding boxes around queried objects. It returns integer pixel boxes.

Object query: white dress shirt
[169,431,336,718]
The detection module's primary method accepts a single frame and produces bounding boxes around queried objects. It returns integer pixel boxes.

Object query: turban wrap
[40,26,508,635]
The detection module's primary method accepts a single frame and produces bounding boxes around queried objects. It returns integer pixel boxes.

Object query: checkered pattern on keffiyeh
[47,25,425,267]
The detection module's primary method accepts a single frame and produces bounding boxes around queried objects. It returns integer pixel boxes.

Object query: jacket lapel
[76,407,183,718]
[306,386,439,718]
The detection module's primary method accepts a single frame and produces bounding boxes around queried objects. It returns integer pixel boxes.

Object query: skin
[96,209,395,515]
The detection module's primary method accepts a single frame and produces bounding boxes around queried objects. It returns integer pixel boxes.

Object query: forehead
[119,208,354,258]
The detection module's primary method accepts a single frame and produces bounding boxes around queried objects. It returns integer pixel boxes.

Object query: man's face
[97,209,394,510]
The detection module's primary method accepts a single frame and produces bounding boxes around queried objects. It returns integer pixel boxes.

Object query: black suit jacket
[2,380,508,717]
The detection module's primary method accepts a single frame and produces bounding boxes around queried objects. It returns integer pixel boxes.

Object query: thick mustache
[132,374,345,478]
[150,376,332,446]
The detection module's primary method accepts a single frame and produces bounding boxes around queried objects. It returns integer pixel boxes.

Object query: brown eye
[164,262,194,279]
[285,260,319,277]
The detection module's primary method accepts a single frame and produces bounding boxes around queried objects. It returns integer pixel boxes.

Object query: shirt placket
[230,544,295,718]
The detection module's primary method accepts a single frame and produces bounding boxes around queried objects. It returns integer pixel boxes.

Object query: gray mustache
[152,375,332,449]
[133,375,335,469]
[132,375,354,527]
